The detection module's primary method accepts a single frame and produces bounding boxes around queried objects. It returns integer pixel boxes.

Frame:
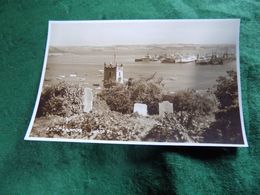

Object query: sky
[49,19,240,46]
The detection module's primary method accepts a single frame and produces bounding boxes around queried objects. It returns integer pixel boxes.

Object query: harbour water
[45,51,237,92]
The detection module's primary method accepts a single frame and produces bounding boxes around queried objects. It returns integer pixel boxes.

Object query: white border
[236,19,248,147]
[24,19,248,147]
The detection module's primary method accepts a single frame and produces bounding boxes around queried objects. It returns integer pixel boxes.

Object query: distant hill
[48,44,236,56]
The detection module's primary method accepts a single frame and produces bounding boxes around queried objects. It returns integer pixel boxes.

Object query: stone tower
[103,63,117,88]
[103,50,124,88]
[103,63,124,88]
[116,64,124,84]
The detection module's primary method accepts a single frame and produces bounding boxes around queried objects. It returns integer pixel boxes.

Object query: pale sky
[49,19,239,46]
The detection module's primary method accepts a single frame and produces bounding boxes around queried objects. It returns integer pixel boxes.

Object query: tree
[165,89,218,129]
[130,79,163,115]
[203,70,244,144]
[37,82,84,117]
[98,85,133,114]
[99,76,164,115]
[214,70,238,109]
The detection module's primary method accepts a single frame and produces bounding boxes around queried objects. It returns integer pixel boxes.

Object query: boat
[195,56,211,65]
[210,54,223,65]
[161,57,175,63]
[222,52,236,62]
[195,54,223,65]
[175,55,196,63]
[135,54,158,62]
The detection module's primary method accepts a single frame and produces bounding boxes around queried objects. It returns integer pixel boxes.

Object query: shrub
[37,81,84,117]
[98,77,164,115]
[98,85,133,114]
[143,89,218,143]
[130,79,163,115]
[204,106,243,143]
[203,70,243,144]
[143,112,202,142]
[214,70,238,109]
[164,89,218,129]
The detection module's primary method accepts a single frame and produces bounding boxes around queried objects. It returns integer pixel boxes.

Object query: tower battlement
[103,62,124,88]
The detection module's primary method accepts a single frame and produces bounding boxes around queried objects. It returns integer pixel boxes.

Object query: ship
[174,54,196,63]
[195,54,223,65]
[161,57,175,63]
[195,56,211,65]
[160,54,196,64]
[135,54,158,62]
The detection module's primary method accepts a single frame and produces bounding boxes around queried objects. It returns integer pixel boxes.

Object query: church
[103,62,124,88]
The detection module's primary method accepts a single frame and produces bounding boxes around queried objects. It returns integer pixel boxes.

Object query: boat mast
[114,47,116,65]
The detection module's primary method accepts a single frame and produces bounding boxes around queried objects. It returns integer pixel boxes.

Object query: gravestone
[133,103,148,116]
[83,87,93,113]
[159,101,173,116]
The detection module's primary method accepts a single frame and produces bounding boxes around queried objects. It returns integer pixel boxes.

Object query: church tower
[103,49,124,88]
[103,63,117,88]
[116,64,124,84]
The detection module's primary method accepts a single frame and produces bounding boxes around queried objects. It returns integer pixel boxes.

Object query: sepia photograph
[25,19,248,146]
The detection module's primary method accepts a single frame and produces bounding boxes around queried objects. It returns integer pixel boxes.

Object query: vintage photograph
[25,19,247,146]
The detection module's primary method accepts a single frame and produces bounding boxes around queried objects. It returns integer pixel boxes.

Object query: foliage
[37,81,83,117]
[129,79,163,114]
[99,77,164,115]
[143,112,207,143]
[98,85,133,114]
[143,89,217,142]
[203,70,244,144]
[143,113,188,142]
[214,70,238,109]
[163,89,218,129]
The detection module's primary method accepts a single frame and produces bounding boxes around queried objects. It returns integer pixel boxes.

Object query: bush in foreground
[99,76,164,115]
[130,79,163,115]
[163,89,218,129]
[37,82,84,117]
[98,85,133,114]
[143,112,202,142]
[203,70,244,144]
